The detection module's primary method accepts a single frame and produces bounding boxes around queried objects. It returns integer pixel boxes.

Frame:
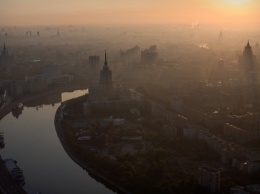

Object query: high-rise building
[239,41,257,81]
[1,42,8,56]
[0,42,12,72]
[100,50,112,91]
[141,45,158,65]
[198,167,220,193]
[89,56,100,79]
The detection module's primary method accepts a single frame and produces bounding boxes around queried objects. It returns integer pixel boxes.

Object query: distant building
[10,82,23,98]
[224,123,260,143]
[100,50,112,93]
[25,63,72,86]
[1,42,8,56]
[218,30,223,40]
[57,28,60,37]
[0,42,13,74]
[224,123,248,142]
[42,65,61,78]
[198,167,220,193]
[232,158,248,172]
[23,80,48,94]
[25,31,32,37]
[141,45,158,65]
[162,123,177,138]
[246,160,260,175]
[84,51,151,117]
[239,41,257,81]
[49,75,73,84]
[170,98,184,112]
[231,159,260,175]
[0,42,8,71]
[119,45,140,63]
[183,126,198,139]
[88,55,100,79]
[84,99,150,117]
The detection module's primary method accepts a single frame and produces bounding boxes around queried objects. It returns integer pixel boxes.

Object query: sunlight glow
[0,0,259,26]
[224,0,250,5]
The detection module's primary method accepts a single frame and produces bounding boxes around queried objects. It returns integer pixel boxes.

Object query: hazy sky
[0,0,260,27]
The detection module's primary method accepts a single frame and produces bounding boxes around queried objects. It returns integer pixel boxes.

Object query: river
[0,89,115,194]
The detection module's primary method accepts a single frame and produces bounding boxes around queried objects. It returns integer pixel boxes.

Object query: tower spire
[104,50,107,66]
[2,42,8,55]
[247,40,250,47]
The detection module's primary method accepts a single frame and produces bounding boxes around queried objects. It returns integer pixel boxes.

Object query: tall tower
[239,41,256,80]
[0,42,12,72]
[100,50,112,92]
[2,42,8,56]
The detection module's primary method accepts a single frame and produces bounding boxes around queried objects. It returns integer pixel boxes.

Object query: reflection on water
[11,108,23,119]
[0,89,114,194]
[25,93,62,108]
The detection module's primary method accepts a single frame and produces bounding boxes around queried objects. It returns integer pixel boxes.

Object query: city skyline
[1,0,260,27]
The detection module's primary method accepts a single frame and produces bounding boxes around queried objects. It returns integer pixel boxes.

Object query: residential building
[198,166,220,193]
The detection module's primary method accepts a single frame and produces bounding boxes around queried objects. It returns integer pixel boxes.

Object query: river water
[0,89,115,194]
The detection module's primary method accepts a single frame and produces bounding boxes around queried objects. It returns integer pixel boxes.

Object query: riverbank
[54,103,130,194]
[0,83,86,120]
[0,83,87,194]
